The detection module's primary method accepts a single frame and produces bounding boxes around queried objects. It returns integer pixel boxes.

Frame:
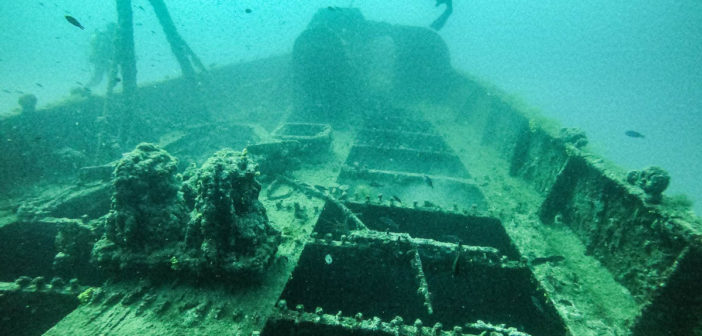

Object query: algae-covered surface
[431,102,640,336]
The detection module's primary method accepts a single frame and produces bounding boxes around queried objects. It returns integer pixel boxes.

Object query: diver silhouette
[430,0,453,30]
[86,23,117,88]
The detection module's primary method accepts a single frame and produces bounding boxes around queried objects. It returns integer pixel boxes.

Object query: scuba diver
[86,23,117,88]
[430,0,453,31]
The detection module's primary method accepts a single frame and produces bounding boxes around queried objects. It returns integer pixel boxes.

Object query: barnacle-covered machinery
[1,7,701,336]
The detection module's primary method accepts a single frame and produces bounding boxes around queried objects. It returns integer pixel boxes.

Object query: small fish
[245,8,252,14]
[2,89,11,94]
[391,195,402,204]
[369,181,383,188]
[625,130,645,138]
[423,175,433,188]
[138,5,145,11]
[324,254,333,265]
[64,15,84,30]
[35,83,43,88]
[530,255,565,266]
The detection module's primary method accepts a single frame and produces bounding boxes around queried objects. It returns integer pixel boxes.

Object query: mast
[96,0,209,161]
[95,0,138,162]
[148,0,206,82]
[148,0,210,120]
[116,0,138,98]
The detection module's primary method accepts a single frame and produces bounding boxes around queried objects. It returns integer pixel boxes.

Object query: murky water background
[1,0,699,213]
